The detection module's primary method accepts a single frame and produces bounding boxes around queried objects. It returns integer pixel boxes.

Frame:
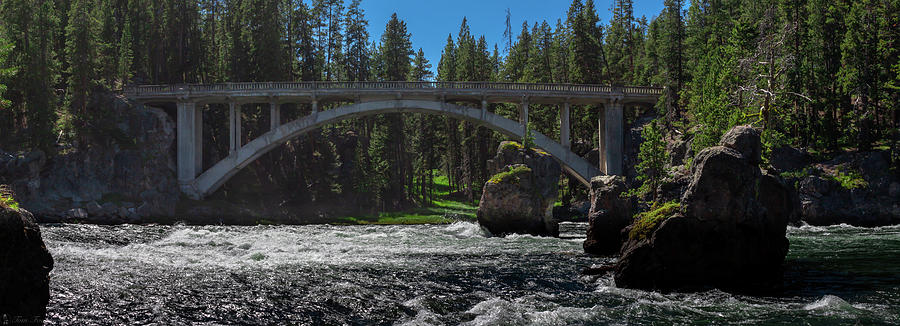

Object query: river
[40,222,900,325]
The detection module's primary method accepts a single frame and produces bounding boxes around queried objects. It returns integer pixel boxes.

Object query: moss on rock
[628,201,680,241]
[487,165,532,184]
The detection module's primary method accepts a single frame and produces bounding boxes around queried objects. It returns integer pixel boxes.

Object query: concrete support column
[177,101,199,183]
[311,99,319,113]
[481,99,487,121]
[270,101,280,131]
[598,104,607,174]
[604,100,624,175]
[229,101,241,154]
[520,98,529,143]
[560,102,571,149]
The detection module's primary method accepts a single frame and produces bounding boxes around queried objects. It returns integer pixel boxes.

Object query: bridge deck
[126,81,663,105]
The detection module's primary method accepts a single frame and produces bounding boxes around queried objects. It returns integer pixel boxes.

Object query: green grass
[334,170,478,225]
[629,201,681,241]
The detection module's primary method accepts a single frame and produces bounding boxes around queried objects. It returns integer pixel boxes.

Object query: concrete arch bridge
[125,81,662,199]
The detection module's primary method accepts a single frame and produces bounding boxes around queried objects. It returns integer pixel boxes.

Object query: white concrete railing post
[177,101,201,184]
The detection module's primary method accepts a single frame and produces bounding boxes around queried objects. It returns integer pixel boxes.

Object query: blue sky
[360,0,667,73]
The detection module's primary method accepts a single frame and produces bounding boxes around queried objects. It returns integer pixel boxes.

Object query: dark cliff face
[0,90,179,224]
[0,205,54,323]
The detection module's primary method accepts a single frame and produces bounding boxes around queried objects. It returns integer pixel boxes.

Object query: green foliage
[780,167,815,180]
[629,200,680,241]
[0,34,13,109]
[487,165,532,185]
[630,120,670,200]
[832,167,868,190]
[65,0,100,131]
[781,166,869,190]
[500,141,525,151]
[522,124,536,150]
[0,185,19,210]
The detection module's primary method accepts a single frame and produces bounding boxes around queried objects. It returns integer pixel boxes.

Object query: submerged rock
[583,175,632,255]
[614,125,797,292]
[478,142,560,236]
[0,205,54,322]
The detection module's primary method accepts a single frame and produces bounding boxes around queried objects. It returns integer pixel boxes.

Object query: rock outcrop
[477,142,560,236]
[782,150,900,226]
[614,125,799,292]
[583,175,632,255]
[0,89,178,224]
[0,204,54,322]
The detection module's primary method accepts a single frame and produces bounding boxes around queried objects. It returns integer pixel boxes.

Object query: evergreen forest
[0,0,897,213]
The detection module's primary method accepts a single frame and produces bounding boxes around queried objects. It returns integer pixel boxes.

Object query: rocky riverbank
[0,200,53,323]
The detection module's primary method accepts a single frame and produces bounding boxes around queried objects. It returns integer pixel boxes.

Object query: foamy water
[40,222,900,325]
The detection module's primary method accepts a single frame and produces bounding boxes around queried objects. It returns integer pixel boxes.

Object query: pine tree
[607,0,636,84]
[117,16,134,85]
[839,0,880,150]
[241,0,285,81]
[0,34,14,111]
[660,0,685,121]
[344,0,369,82]
[371,13,414,209]
[65,0,100,130]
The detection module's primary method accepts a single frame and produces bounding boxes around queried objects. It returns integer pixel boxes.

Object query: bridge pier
[520,98,529,144]
[270,102,280,130]
[603,99,624,175]
[229,101,241,154]
[177,101,202,187]
[560,102,570,149]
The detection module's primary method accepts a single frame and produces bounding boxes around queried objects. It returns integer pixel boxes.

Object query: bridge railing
[125,82,664,97]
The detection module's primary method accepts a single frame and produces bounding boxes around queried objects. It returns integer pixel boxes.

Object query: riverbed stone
[0,204,54,321]
[583,175,632,255]
[614,125,792,292]
[478,142,560,236]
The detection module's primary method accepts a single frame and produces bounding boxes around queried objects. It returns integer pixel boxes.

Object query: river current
[41,222,900,325]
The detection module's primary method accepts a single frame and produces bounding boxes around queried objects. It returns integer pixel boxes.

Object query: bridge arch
[183,100,601,199]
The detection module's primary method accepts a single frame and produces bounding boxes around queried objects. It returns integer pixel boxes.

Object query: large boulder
[583,175,632,255]
[477,164,558,236]
[0,204,54,322]
[614,125,796,292]
[478,142,561,236]
[487,141,560,202]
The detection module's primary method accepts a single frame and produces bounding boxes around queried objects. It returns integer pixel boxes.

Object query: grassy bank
[335,173,478,225]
